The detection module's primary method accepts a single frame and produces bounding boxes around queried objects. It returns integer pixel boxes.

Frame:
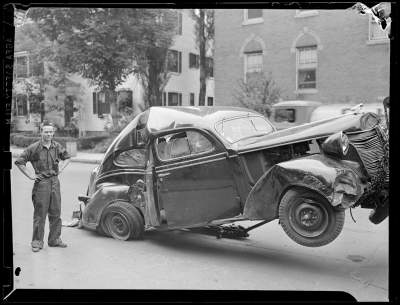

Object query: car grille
[347,126,389,183]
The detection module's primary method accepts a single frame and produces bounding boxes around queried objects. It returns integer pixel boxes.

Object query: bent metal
[78,104,389,247]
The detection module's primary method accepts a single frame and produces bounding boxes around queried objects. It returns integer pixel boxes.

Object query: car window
[156,131,214,161]
[274,108,296,123]
[114,148,147,168]
[215,116,274,143]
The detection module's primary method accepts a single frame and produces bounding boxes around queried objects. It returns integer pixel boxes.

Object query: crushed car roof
[103,106,262,158]
[146,106,261,133]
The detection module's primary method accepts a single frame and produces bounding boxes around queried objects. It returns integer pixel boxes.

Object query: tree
[27,8,177,129]
[13,19,86,135]
[132,9,178,109]
[191,9,214,106]
[233,72,281,118]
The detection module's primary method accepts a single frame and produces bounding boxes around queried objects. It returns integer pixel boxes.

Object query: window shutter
[178,52,182,73]
[23,97,28,115]
[179,93,182,106]
[163,92,166,106]
[190,93,195,106]
[105,91,111,114]
[98,93,103,116]
[127,91,133,108]
[93,92,97,114]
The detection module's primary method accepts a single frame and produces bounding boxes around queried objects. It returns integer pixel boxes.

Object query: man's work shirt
[15,140,71,179]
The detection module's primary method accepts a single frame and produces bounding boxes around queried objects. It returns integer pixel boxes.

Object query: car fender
[243,154,365,221]
[82,183,131,229]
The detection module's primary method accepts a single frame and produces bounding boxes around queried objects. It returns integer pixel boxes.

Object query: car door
[153,129,241,228]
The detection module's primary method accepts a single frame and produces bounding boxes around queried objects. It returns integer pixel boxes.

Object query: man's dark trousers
[31,176,62,248]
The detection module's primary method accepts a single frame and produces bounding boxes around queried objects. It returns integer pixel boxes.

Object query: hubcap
[289,199,329,238]
[107,212,131,239]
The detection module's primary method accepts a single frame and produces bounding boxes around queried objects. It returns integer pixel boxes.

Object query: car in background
[271,100,385,130]
[270,100,322,130]
[78,106,389,248]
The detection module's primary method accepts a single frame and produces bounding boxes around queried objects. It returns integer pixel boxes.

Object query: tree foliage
[233,72,281,118]
[27,8,178,128]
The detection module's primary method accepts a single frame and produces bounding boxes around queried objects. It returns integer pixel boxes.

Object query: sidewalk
[10,146,103,164]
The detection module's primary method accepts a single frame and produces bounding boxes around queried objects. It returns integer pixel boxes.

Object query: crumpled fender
[82,183,130,229]
[243,154,365,221]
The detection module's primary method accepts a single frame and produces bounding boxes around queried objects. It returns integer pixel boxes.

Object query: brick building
[214,9,390,107]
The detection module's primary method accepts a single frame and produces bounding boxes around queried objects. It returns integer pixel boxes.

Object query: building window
[245,51,263,82]
[368,16,389,43]
[29,95,42,114]
[189,53,200,69]
[15,94,28,116]
[206,57,214,77]
[167,92,182,106]
[117,90,133,111]
[207,97,214,106]
[296,46,317,90]
[29,59,44,77]
[189,93,195,106]
[92,91,111,117]
[14,55,29,79]
[246,9,263,19]
[243,9,263,25]
[167,49,182,73]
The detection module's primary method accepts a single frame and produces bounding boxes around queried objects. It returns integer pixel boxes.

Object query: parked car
[270,100,322,130]
[271,100,386,130]
[78,105,389,247]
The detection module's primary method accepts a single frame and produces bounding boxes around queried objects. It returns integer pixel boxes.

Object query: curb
[70,158,101,164]
[11,152,102,164]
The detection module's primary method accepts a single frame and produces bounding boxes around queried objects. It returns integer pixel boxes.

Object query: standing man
[15,122,71,252]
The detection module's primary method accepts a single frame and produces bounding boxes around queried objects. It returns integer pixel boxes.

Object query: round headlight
[321,132,349,158]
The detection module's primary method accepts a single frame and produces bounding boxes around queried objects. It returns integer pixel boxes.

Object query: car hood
[233,112,373,153]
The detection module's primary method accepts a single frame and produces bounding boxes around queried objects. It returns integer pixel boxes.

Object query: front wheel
[100,201,144,241]
[278,188,345,247]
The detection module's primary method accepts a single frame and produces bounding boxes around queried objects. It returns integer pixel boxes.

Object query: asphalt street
[8,160,389,301]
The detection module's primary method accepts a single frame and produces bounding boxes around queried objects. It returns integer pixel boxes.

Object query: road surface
[8,160,389,301]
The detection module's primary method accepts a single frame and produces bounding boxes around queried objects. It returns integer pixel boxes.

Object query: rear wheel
[99,201,144,240]
[278,188,345,247]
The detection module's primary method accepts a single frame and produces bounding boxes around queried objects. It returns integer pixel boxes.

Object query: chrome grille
[348,127,388,181]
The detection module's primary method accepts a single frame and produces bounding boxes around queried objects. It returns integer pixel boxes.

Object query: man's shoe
[31,240,43,252]
[48,240,67,248]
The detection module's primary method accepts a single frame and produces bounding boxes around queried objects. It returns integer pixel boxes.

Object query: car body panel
[243,153,364,221]
[154,151,241,228]
[82,182,132,229]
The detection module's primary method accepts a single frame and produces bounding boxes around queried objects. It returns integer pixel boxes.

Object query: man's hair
[40,121,55,131]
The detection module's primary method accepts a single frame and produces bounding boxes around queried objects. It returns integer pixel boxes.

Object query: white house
[12,9,215,136]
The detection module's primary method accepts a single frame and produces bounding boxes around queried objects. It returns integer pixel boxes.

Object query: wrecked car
[78,104,389,247]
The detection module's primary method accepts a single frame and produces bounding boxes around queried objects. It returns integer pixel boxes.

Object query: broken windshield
[215,116,274,144]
